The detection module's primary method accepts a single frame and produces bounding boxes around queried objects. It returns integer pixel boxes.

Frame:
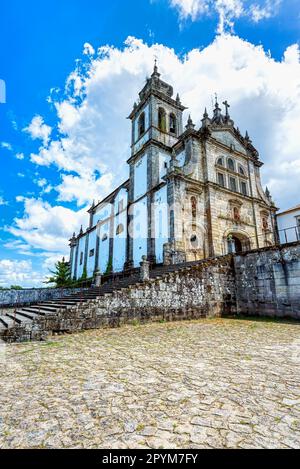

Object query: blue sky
[0,0,299,286]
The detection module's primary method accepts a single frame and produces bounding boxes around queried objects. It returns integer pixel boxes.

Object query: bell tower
[128,61,186,156]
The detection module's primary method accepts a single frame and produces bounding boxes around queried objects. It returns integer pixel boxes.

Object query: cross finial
[223,100,230,117]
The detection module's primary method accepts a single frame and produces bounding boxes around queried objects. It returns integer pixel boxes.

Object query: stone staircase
[0,257,229,342]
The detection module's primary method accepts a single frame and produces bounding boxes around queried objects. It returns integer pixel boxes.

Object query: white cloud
[24,115,52,146]
[56,172,114,206]
[170,0,210,21]
[168,0,282,32]
[83,42,95,56]
[0,259,44,288]
[1,142,12,151]
[8,197,88,253]
[0,196,8,206]
[249,0,281,23]
[16,152,25,160]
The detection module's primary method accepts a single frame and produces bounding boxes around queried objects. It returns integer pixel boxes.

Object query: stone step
[15,310,38,321]
[21,308,47,316]
[33,305,61,312]
[0,315,17,329]
[6,312,31,325]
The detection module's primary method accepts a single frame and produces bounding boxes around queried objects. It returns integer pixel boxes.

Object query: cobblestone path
[0,318,300,448]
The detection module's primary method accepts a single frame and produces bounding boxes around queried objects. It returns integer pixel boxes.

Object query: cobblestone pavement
[0,318,300,449]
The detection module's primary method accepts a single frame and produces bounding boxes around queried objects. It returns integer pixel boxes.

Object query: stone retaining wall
[2,256,236,342]
[234,242,300,319]
[0,287,85,308]
[2,243,300,342]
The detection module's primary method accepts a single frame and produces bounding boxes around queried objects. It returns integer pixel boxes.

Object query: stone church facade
[69,63,277,280]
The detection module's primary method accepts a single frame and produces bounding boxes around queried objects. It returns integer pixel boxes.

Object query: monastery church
[69,63,276,280]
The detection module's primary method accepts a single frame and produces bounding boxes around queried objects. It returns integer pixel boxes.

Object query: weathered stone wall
[0,287,85,308]
[2,256,235,342]
[234,242,300,319]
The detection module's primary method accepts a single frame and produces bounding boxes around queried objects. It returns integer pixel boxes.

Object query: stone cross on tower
[223,100,230,118]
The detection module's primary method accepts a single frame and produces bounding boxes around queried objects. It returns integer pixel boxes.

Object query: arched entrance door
[227,233,250,254]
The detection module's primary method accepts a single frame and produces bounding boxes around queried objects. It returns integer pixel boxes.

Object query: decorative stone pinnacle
[152,58,160,78]
[245,130,252,143]
[186,115,195,130]
[176,93,181,105]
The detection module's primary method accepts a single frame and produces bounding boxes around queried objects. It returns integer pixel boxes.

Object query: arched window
[158,107,166,132]
[217,157,224,166]
[191,196,197,220]
[116,223,124,236]
[169,113,176,134]
[102,233,108,242]
[239,165,245,176]
[138,112,145,137]
[228,158,235,172]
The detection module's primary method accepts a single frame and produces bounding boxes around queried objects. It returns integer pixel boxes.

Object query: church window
[227,158,235,172]
[169,113,176,134]
[116,223,124,235]
[240,181,248,196]
[89,249,95,257]
[138,112,145,137]
[239,165,245,176]
[102,233,108,242]
[190,234,198,248]
[217,157,224,166]
[191,196,197,219]
[218,172,226,187]
[80,252,83,265]
[158,107,167,132]
[229,176,237,192]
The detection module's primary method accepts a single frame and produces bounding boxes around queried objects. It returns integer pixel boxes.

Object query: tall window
[80,252,83,265]
[217,157,224,166]
[229,176,237,192]
[158,107,167,132]
[191,196,197,220]
[169,113,176,134]
[218,172,226,187]
[297,217,300,239]
[240,181,248,196]
[138,112,145,137]
[228,158,235,172]
[239,165,245,176]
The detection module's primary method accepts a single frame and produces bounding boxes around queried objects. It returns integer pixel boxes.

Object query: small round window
[190,234,198,248]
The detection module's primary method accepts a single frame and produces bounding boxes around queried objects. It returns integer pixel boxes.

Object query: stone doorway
[227,233,250,254]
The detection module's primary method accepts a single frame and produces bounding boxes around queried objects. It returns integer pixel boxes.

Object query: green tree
[105,256,113,275]
[10,285,23,290]
[45,257,71,287]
